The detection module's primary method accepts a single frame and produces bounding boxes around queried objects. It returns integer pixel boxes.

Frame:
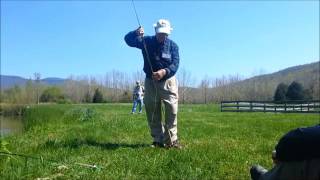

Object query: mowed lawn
[1,104,319,179]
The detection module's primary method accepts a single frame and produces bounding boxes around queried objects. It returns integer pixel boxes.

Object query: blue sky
[1,1,319,82]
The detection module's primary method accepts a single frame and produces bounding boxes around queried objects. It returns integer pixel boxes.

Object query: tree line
[0,68,319,104]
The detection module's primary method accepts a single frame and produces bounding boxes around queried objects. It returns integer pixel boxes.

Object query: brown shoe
[165,140,182,149]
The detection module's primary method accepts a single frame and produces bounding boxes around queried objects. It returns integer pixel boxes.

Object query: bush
[40,87,64,103]
[57,98,72,104]
[93,88,104,103]
[273,83,288,102]
[286,81,304,100]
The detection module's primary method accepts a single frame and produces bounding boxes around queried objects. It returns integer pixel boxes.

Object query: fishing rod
[130,0,172,145]
[131,0,154,73]
[131,0,141,28]
[130,0,157,121]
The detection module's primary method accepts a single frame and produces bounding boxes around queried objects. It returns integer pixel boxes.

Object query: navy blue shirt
[124,30,179,81]
[275,124,320,162]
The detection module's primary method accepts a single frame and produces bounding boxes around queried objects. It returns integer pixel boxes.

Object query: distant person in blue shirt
[124,19,181,149]
[250,124,320,180]
[131,81,144,114]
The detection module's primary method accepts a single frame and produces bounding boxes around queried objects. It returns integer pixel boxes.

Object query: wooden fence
[220,100,320,113]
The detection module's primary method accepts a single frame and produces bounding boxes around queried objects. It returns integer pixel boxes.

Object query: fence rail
[220,100,320,113]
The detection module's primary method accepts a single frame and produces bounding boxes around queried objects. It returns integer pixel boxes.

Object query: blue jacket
[124,30,179,81]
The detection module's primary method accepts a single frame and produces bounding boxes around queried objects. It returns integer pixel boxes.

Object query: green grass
[1,103,319,179]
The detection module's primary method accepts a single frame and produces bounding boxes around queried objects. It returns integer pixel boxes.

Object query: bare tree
[177,68,193,104]
[212,75,228,102]
[34,73,41,104]
[199,75,210,104]
[107,70,123,102]
[63,75,85,103]
[132,70,145,85]
[24,79,36,104]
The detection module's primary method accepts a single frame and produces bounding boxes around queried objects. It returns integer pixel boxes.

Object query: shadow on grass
[43,138,149,150]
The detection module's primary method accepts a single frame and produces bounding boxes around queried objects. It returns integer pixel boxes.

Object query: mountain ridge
[1,61,319,90]
[0,75,66,89]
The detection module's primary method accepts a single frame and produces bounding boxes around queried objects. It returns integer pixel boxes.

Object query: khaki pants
[144,76,178,144]
[260,159,320,180]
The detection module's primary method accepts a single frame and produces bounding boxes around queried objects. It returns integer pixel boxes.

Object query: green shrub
[40,87,64,103]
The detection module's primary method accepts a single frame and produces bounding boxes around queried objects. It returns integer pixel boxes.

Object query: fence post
[250,101,252,111]
[284,102,287,112]
[237,101,239,111]
[264,102,266,112]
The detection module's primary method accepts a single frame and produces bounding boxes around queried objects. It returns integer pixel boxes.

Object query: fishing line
[130,0,172,145]
[0,151,101,169]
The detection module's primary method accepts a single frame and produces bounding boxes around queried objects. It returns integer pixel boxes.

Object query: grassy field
[1,104,319,179]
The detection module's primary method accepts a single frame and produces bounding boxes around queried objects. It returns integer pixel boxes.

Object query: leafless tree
[177,68,194,104]
[34,73,41,104]
[63,75,87,103]
[24,79,36,104]
[199,75,210,104]
[132,70,145,85]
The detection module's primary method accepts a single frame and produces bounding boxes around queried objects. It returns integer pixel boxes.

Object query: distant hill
[0,75,66,89]
[240,61,319,88]
[181,61,319,103]
[226,61,320,100]
[42,77,66,86]
[0,75,27,90]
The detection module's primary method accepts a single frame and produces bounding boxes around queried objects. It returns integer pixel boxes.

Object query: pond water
[0,116,24,137]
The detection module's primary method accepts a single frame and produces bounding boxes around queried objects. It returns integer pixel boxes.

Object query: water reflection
[0,116,23,137]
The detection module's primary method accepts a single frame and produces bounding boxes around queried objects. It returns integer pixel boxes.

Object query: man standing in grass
[131,81,144,114]
[124,19,181,148]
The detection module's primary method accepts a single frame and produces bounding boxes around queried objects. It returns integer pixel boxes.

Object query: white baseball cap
[153,19,173,35]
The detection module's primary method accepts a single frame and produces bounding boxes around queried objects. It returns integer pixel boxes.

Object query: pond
[0,116,24,137]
